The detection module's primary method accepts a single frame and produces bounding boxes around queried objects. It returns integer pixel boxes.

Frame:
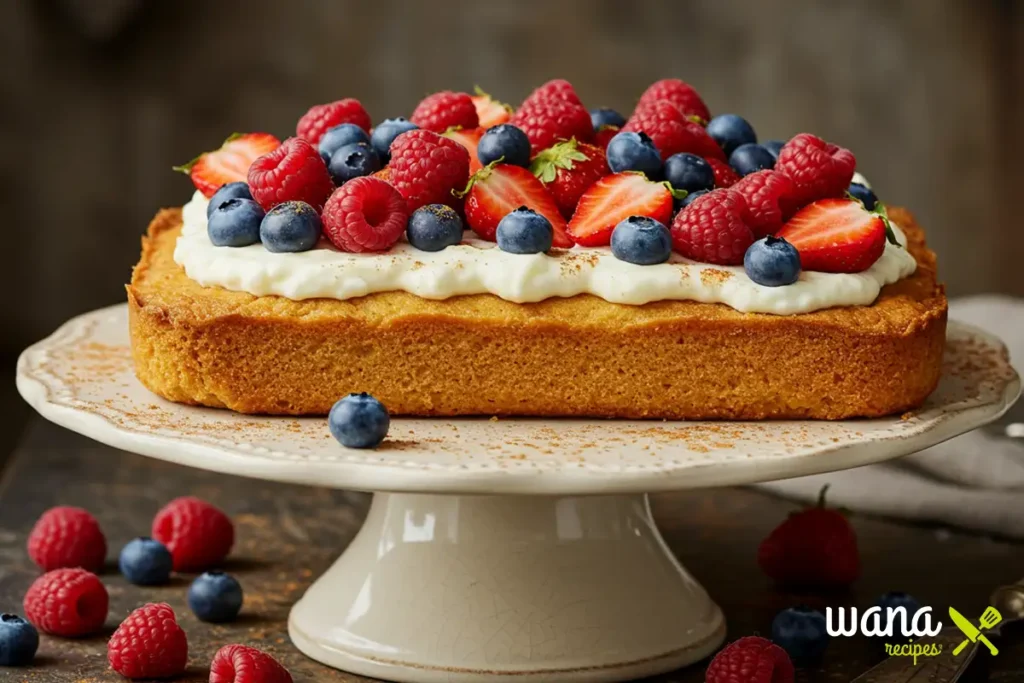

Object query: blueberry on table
[207,181,252,218]
[729,143,776,176]
[0,614,39,666]
[589,107,626,131]
[848,182,878,211]
[762,139,786,160]
[606,131,662,178]
[328,142,382,185]
[477,124,531,168]
[610,216,672,265]
[371,117,419,162]
[706,114,757,157]
[744,236,802,287]
[260,201,322,253]
[664,153,715,194]
[406,204,464,252]
[496,207,553,254]
[319,123,371,165]
[771,606,829,665]
[330,393,391,449]
[188,571,244,623]
[119,537,174,585]
[208,198,265,247]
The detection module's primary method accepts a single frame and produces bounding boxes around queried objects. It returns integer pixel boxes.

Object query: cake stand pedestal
[16,305,1020,683]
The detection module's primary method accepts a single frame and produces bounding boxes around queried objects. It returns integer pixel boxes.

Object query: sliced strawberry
[174,133,281,198]
[472,87,512,128]
[775,198,886,273]
[460,163,571,247]
[444,126,485,174]
[567,173,673,247]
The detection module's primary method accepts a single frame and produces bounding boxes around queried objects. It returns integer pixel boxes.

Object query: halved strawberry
[472,87,512,128]
[567,173,674,247]
[174,133,281,198]
[775,198,886,273]
[458,162,571,247]
[444,126,485,173]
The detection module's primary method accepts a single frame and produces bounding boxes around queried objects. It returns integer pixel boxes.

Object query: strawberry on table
[775,198,887,273]
[411,91,479,133]
[174,133,280,198]
[530,139,609,218]
[443,126,486,173]
[623,101,724,162]
[296,99,372,145]
[471,87,512,128]
[567,172,674,247]
[459,162,571,247]
[636,78,711,123]
[775,133,856,207]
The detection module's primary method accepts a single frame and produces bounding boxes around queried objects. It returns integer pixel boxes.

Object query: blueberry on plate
[207,181,252,218]
[771,606,829,665]
[260,201,322,253]
[744,236,802,287]
[0,614,39,666]
[371,117,418,162]
[208,198,265,247]
[606,131,662,178]
[706,114,757,157]
[188,571,244,623]
[762,139,786,160]
[330,393,390,449]
[496,207,553,254]
[407,204,464,252]
[729,143,776,176]
[118,537,173,585]
[328,142,381,185]
[589,107,626,131]
[610,216,672,265]
[477,124,531,167]
[848,182,878,211]
[319,123,371,165]
[664,153,715,194]
[875,591,922,617]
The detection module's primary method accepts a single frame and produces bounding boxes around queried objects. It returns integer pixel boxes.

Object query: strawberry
[530,139,609,218]
[471,87,512,128]
[636,78,711,123]
[459,162,571,247]
[775,198,886,273]
[410,91,479,133]
[593,125,620,151]
[174,133,281,198]
[443,126,485,173]
[623,101,725,161]
[567,172,674,247]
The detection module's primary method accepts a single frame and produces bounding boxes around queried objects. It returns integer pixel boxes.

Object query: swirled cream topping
[174,190,916,315]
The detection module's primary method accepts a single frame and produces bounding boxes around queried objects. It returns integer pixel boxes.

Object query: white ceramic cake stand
[16,305,1020,683]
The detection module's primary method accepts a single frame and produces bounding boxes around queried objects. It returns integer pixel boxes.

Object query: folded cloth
[754,295,1024,538]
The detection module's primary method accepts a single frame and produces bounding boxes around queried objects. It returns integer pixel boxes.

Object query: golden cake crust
[127,207,947,418]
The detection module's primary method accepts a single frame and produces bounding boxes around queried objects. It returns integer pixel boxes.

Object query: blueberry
[407,204,464,252]
[188,571,243,623]
[606,131,662,178]
[118,537,173,585]
[610,216,672,266]
[589,107,626,131]
[848,182,878,211]
[762,139,786,160]
[729,143,776,176]
[328,142,381,185]
[477,124,531,168]
[664,153,714,194]
[771,606,829,665]
[0,614,39,666]
[329,392,390,449]
[875,591,922,617]
[496,207,553,254]
[744,236,802,287]
[319,124,371,165]
[207,182,252,218]
[208,198,264,247]
[706,114,757,157]
[371,117,418,162]
[260,201,322,253]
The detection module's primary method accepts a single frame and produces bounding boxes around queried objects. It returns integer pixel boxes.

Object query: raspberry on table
[410,91,479,133]
[388,129,470,212]
[322,177,409,253]
[732,170,798,238]
[247,137,335,212]
[670,188,755,265]
[23,568,108,637]
[705,636,794,683]
[210,644,293,683]
[107,603,188,680]
[296,98,371,145]
[775,133,856,208]
[152,496,234,572]
[27,506,107,572]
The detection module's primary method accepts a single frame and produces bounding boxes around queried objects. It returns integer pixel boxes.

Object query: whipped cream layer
[175,191,917,315]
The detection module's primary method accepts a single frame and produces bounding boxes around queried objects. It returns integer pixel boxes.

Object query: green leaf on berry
[529,138,590,184]
[172,133,244,174]
[660,181,688,201]
[874,201,900,247]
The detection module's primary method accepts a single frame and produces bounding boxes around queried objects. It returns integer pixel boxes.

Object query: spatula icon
[950,606,1002,656]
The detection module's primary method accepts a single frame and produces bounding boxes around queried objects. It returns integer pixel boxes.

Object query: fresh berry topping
[208,198,265,247]
[775,133,856,206]
[371,166,392,182]
[775,198,886,273]
[875,591,922,617]
[411,91,479,133]
[593,125,620,150]
[757,485,860,588]
[705,636,794,683]
[706,114,757,157]
[443,126,486,173]
[567,172,673,247]
[510,96,593,156]
[189,571,244,623]
[327,142,382,185]
[207,182,253,218]
[389,129,470,212]
[731,170,798,237]
[175,133,281,199]
[530,139,609,218]
[152,496,234,572]
[589,107,626,131]
[477,124,531,168]
[118,537,173,586]
[23,568,108,637]
[260,201,323,253]
[670,188,754,265]
[496,207,553,254]
[730,143,776,177]
[525,78,583,106]
[636,78,711,123]
[27,506,106,573]
[606,131,662,178]
[329,393,390,449]
[371,118,418,163]
[210,645,293,683]
[610,216,672,265]
[406,204,464,252]
[296,99,371,145]
[107,603,188,680]
[762,139,786,160]
[318,124,371,165]
[848,181,877,210]
[744,236,802,287]
[322,177,409,253]
[247,137,334,212]
[770,607,830,665]
[0,615,39,666]
[707,157,740,188]
[460,162,571,247]
[623,101,725,162]
[678,189,708,210]
[471,87,512,129]
[664,153,714,194]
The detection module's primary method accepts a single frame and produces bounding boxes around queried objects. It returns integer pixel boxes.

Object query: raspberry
[389,129,470,212]
[210,644,293,683]
[27,506,106,572]
[247,137,334,212]
[322,177,409,252]
[296,99,371,145]
[705,636,794,683]
[670,188,755,265]
[23,568,108,637]
[152,497,234,572]
[775,133,856,208]
[525,78,583,106]
[410,91,479,133]
[707,157,740,188]
[636,78,711,123]
[107,603,188,680]
[623,101,724,161]
[731,170,799,238]
[510,97,593,156]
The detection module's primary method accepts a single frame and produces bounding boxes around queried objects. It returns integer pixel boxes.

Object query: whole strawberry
[247,137,334,212]
[296,99,371,145]
[775,133,856,208]
[731,170,798,238]
[24,568,108,637]
[757,485,861,588]
[27,506,106,572]
[636,78,711,123]
[623,101,724,161]
[410,91,479,133]
[211,644,293,683]
[510,80,592,155]
[670,188,754,265]
[389,129,470,212]
[705,636,794,683]
[107,603,187,680]
[530,139,609,218]
[706,157,741,189]
[152,496,234,572]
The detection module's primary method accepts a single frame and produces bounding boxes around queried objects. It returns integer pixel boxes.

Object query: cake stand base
[288,492,725,683]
